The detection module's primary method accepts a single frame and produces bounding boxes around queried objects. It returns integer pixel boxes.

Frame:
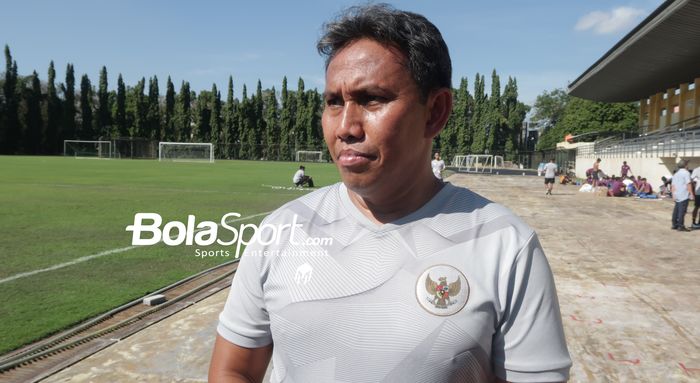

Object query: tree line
[435,70,529,162]
[531,88,639,151]
[0,45,529,161]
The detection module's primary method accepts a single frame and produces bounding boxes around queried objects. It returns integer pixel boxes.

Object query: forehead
[324,39,411,88]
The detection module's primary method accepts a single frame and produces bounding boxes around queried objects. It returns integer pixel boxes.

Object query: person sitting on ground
[559,173,573,185]
[608,177,626,197]
[659,176,672,198]
[622,176,637,195]
[292,165,314,187]
[637,177,655,198]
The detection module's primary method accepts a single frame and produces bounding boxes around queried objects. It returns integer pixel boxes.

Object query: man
[210,5,571,383]
[431,152,445,180]
[543,158,557,195]
[608,177,627,197]
[691,164,700,228]
[620,161,632,179]
[637,178,654,198]
[592,158,602,187]
[292,165,314,187]
[671,160,694,231]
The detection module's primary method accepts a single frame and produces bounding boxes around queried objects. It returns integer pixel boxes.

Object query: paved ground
[44,174,700,382]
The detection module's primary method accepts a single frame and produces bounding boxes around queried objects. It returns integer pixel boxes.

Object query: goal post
[295,150,324,162]
[452,154,494,173]
[158,142,214,163]
[63,140,112,158]
[493,155,504,168]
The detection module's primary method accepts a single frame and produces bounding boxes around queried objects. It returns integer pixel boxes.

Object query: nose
[336,102,365,143]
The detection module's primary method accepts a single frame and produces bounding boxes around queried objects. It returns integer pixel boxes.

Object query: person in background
[690,164,700,229]
[620,161,632,179]
[543,158,557,195]
[670,160,694,231]
[292,165,314,187]
[431,152,445,180]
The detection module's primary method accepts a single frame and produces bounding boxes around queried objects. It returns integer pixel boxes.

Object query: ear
[424,88,453,139]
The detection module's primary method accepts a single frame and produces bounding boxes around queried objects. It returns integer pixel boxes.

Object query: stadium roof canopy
[568,0,700,103]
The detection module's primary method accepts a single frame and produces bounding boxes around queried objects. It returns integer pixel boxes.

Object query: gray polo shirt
[218,182,571,382]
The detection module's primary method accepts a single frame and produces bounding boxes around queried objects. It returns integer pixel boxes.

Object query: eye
[360,94,387,107]
[325,96,343,107]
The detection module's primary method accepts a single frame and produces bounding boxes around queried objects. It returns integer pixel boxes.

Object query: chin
[339,172,380,195]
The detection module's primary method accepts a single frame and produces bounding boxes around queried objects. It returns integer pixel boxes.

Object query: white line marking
[0,211,272,285]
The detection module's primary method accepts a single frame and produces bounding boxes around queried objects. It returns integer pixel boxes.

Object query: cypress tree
[22,71,44,154]
[147,76,161,140]
[164,76,175,141]
[485,69,502,154]
[279,76,292,161]
[3,45,20,153]
[223,76,238,159]
[238,85,256,159]
[79,74,94,139]
[210,84,222,154]
[114,74,127,137]
[97,66,111,138]
[253,80,265,159]
[264,86,279,160]
[131,77,146,137]
[195,90,211,141]
[45,61,61,154]
[293,78,306,151]
[454,77,471,158]
[61,64,77,141]
[502,77,525,160]
[305,89,322,150]
[175,81,192,141]
[470,74,486,154]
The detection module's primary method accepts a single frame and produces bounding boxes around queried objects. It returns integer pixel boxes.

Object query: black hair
[317,3,452,100]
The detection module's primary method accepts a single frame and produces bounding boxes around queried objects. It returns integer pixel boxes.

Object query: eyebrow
[323,85,393,99]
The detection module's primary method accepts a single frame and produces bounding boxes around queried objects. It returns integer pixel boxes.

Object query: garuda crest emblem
[416,265,469,316]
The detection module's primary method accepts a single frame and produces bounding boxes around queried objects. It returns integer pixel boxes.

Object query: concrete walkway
[44,174,699,382]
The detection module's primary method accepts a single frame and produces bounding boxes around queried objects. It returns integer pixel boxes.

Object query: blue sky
[1,0,663,106]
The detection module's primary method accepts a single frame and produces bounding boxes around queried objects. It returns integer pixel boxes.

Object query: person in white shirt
[431,152,445,180]
[210,5,571,382]
[671,160,694,231]
[691,164,700,228]
[543,158,558,195]
[292,165,314,187]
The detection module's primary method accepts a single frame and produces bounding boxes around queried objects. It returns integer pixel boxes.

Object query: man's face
[322,38,433,195]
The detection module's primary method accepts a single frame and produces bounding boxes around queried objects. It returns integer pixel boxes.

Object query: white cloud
[575,7,646,35]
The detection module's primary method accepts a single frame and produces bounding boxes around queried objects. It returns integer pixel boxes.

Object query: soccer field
[0,156,340,354]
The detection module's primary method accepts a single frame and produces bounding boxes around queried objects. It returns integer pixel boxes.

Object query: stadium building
[567,0,700,182]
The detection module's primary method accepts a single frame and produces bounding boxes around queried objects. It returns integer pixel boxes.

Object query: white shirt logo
[294,263,313,285]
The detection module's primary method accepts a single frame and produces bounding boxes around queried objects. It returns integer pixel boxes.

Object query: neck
[346,175,444,224]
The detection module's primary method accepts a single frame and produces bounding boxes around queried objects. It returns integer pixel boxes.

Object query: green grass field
[0,156,340,354]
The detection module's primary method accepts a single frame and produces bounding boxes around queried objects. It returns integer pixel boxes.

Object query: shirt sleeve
[217,249,273,348]
[492,233,572,382]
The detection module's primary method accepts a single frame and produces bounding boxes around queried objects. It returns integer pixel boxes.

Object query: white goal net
[296,150,324,162]
[452,154,497,173]
[159,142,214,163]
[63,140,112,159]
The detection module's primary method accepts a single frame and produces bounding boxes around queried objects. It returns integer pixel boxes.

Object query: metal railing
[577,117,700,158]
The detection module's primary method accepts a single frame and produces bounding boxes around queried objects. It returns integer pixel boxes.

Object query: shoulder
[430,184,535,247]
[262,183,341,225]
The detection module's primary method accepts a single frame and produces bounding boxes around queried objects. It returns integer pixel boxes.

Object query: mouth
[336,148,377,168]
